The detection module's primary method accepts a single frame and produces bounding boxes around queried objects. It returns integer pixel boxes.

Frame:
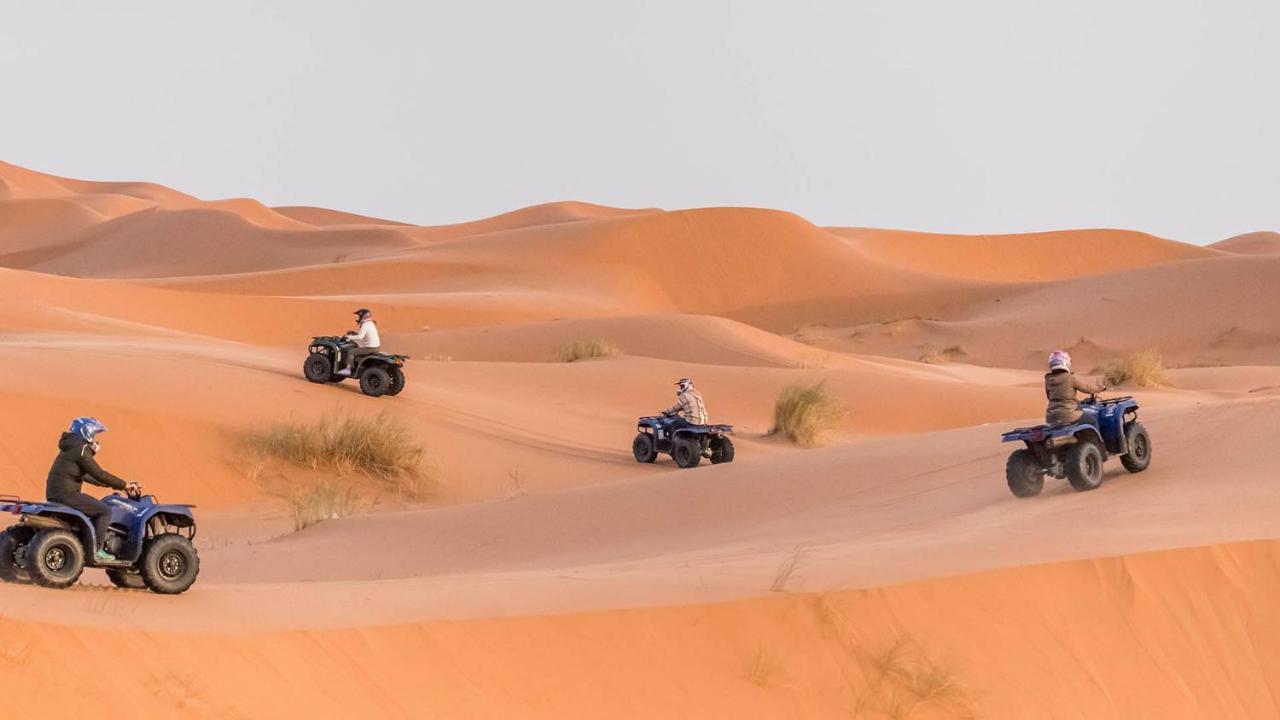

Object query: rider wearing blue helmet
[46,417,133,562]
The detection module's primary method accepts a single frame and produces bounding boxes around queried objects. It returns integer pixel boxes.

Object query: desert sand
[1,160,1278,718]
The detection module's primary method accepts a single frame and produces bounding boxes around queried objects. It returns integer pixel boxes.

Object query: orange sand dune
[1213,230,1280,255]
[1,540,1277,719]
[0,160,1276,718]
[799,253,1280,369]
[273,204,413,227]
[831,226,1216,281]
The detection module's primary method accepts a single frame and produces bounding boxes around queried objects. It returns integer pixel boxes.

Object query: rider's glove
[125,482,142,498]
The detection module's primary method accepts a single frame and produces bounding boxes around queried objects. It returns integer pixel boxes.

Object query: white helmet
[1048,350,1071,372]
[675,378,694,393]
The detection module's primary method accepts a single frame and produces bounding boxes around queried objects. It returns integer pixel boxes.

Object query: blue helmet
[69,417,108,444]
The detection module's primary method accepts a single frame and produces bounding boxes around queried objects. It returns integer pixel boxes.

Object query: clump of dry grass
[558,338,621,362]
[287,480,362,531]
[792,352,830,369]
[1096,348,1169,388]
[770,381,847,448]
[244,411,435,498]
[853,637,970,719]
[919,345,966,364]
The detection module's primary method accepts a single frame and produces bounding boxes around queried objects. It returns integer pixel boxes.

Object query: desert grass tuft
[770,381,846,448]
[1095,348,1169,387]
[244,410,435,498]
[919,345,966,364]
[792,352,831,369]
[852,637,971,718]
[558,338,621,362]
[287,480,362,531]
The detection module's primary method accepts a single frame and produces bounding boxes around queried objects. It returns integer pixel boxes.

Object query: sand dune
[832,226,1218,281]
[0,160,1276,718]
[1213,230,1280,255]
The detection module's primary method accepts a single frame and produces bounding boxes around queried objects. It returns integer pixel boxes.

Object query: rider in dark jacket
[46,418,130,562]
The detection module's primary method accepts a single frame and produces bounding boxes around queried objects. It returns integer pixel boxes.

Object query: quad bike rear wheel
[140,534,200,595]
[1005,449,1044,498]
[710,436,735,464]
[673,437,702,469]
[304,353,336,383]
[0,526,34,583]
[1066,440,1104,492]
[632,433,657,463]
[359,365,392,397]
[1120,422,1152,473]
[28,529,85,589]
[106,568,147,590]
[386,366,406,396]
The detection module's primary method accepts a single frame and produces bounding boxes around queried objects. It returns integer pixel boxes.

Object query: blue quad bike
[0,486,199,593]
[304,335,409,398]
[1001,395,1152,498]
[633,413,735,469]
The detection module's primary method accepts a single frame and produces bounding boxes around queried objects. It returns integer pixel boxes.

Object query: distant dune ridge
[1,159,1279,718]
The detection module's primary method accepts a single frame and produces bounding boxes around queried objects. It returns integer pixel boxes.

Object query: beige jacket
[665,389,708,424]
[1045,370,1104,424]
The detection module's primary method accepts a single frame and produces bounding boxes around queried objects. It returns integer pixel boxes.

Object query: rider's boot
[95,548,117,563]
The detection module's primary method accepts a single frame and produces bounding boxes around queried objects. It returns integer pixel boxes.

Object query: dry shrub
[792,352,830,369]
[287,480,362,531]
[245,410,436,499]
[559,338,621,362]
[919,345,966,364]
[853,637,971,719]
[1096,348,1169,387]
[770,381,846,448]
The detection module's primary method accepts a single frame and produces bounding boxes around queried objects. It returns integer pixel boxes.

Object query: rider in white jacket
[342,308,381,374]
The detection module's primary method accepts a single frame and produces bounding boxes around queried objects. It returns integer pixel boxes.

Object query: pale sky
[3,1,1277,243]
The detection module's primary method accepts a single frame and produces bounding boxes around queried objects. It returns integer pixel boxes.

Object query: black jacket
[46,433,127,501]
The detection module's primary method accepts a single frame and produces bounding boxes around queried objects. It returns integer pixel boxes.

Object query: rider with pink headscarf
[1044,351,1106,425]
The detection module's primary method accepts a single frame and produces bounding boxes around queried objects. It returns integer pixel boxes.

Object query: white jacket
[349,320,381,348]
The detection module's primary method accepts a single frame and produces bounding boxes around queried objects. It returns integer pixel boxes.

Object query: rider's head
[1048,350,1071,373]
[69,417,108,453]
[354,308,372,323]
[675,377,694,393]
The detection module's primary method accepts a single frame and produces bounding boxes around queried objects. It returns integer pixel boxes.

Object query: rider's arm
[350,322,371,344]
[664,393,689,417]
[76,448,128,490]
[1073,374,1105,395]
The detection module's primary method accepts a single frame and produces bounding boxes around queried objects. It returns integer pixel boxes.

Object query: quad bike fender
[22,507,97,552]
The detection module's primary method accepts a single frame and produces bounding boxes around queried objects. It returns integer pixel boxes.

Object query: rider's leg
[59,492,113,557]
[347,346,380,374]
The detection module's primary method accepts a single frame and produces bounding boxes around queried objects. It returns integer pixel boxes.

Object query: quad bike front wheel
[360,365,392,397]
[1066,441,1104,492]
[106,568,147,590]
[28,529,85,589]
[304,353,336,383]
[1005,449,1044,498]
[140,534,200,595]
[0,526,34,583]
[673,437,702,469]
[1120,422,1152,473]
[710,436,735,464]
[632,433,658,463]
